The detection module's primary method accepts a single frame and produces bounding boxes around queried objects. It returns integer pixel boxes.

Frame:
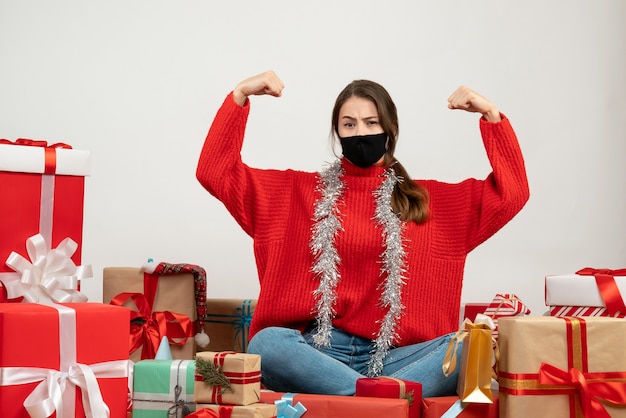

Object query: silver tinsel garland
[309,160,407,377]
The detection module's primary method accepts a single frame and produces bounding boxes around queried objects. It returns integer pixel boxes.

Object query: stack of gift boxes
[3,138,626,417]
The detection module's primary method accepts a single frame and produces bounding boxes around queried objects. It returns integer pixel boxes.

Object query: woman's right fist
[232,70,285,106]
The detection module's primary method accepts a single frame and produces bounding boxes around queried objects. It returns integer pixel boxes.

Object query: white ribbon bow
[4,234,91,303]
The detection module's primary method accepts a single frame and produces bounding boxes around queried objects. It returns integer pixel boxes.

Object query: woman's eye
[344,123,354,128]
[368,120,379,125]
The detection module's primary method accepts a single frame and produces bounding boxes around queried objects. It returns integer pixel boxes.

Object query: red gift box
[421,395,499,418]
[0,302,131,417]
[0,139,89,285]
[355,377,421,418]
[461,303,490,324]
[260,391,409,418]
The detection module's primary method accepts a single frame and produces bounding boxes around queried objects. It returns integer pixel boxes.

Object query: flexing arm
[195,71,285,235]
[438,86,529,252]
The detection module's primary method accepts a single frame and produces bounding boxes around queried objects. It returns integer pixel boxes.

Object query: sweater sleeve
[196,92,256,235]
[465,114,530,251]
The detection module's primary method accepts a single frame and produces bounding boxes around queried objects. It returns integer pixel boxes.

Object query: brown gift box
[195,403,276,418]
[202,299,257,353]
[498,316,626,418]
[194,351,261,406]
[103,266,197,361]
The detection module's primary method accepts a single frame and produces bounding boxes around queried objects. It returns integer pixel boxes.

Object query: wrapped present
[260,391,409,418]
[0,139,89,289]
[132,359,196,418]
[421,394,499,418]
[355,377,421,418]
[3,233,92,303]
[104,262,208,361]
[498,316,626,417]
[194,403,277,418]
[460,303,490,325]
[203,299,256,352]
[482,293,530,339]
[443,315,495,404]
[0,302,131,417]
[549,305,626,318]
[545,268,626,316]
[194,351,261,406]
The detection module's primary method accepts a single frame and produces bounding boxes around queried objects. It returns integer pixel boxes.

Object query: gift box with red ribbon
[498,316,626,417]
[421,394,499,418]
[545,268,626,318]
[0,302,131,417]
[0,138,90,294]
[104,262,208,361]
[355,377,421,418]
[260,391,409,418]
[194,351,261,406]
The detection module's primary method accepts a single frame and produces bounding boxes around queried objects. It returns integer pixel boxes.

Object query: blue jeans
[247,326,461,397]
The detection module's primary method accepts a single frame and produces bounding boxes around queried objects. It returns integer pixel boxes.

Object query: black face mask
[339,132,387,168]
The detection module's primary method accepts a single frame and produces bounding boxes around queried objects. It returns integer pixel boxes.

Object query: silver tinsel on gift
[309,160,407,377]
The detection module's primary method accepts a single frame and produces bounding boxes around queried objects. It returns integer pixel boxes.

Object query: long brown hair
[331,80,430,224]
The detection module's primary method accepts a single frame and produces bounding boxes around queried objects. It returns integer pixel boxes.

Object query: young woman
[196,70,529,397]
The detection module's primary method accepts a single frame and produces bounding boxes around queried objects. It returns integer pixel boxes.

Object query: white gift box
[545,273,626,307]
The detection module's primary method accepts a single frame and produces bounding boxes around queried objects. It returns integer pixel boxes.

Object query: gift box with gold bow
[355,377,421,418]
[0,302,131,417]
[132,359,196,418]
[193,351,261,406]
[546,268,626,318]
[0,138,90,295]
[498,316,626,417]
[103,262,208,362]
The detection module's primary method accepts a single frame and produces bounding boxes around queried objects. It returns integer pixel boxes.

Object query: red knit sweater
[196,93,529,345]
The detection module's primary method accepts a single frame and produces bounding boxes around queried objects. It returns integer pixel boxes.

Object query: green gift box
[132,359,196,418]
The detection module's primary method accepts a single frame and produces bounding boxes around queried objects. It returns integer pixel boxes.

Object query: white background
[1,1,625,316]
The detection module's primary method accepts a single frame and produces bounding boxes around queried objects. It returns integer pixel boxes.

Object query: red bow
[539,362,626,418]
[576,268,626,315]
[110,292,193,359]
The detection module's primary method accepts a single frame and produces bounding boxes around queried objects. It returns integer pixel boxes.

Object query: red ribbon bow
[110,292,193,359]
[539,362,626,418]
[576,268,626,315]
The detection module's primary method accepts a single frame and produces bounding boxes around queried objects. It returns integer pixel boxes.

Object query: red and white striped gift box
[549,305,626,318]
[483,294,531,338]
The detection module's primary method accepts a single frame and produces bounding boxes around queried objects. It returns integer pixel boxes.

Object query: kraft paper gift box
[260,391,409,418]
[355,377,422,418]
[132,359,196,418]
[498,316,626,418]
[0,139,89,291]
[421,394,499,418]
[194,351,261,406]
[202,299,256,353]
[104,263,207,361]
[194,403,277,418]
[545,268,626,318]
[0,302,131,417]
